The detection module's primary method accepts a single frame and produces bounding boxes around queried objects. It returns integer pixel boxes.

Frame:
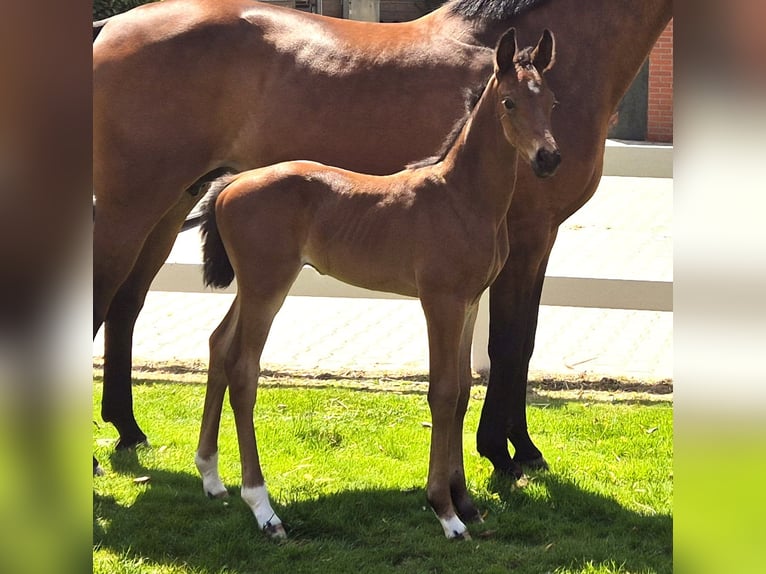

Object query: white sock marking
[194,451,228,498]
[438,513,468,539]
[241,484,283,533]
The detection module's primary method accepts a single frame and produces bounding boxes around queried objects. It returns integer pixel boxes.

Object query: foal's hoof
[455,501,483,524]
[449,529,472,541]
[206,488,229,500]
[438,514,470,540]
[263,522,287,540]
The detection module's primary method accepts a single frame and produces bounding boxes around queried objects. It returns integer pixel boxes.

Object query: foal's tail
[201,175,240,289]
[93,18,110,42]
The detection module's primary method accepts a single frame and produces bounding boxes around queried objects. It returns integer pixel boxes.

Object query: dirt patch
[93,357,672,403]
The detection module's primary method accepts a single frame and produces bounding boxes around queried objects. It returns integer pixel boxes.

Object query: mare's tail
[201,175,239,289]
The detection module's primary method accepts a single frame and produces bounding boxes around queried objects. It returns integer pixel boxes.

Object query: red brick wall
[647,20,673,142]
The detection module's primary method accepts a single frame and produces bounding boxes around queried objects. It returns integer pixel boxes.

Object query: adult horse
[93,0,672,477]
[195,28,559,538]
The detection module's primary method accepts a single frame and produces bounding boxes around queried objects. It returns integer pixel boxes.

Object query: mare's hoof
[115,437,149,451]
[514,474,530,488]
[263,522,287,540]
[516,456,549,472]
[490,469,530,489]
[487,456,525,480]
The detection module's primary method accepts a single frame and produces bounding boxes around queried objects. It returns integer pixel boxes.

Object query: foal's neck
[439,79,519,222]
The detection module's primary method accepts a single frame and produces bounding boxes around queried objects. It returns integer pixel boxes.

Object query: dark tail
[200,174,239,289]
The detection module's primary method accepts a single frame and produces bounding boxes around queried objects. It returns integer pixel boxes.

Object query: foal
[195,28,559,540]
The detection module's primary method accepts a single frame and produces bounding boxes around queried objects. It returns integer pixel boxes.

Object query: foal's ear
[495,28,518,75]
[532,29,556,74]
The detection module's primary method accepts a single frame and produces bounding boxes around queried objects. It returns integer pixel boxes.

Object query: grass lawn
[93,372,672,573]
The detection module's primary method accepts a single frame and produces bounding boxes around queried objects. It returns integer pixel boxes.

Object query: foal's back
[216,160,458,299]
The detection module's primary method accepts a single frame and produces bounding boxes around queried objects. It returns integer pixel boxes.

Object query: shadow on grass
[94,460,671,574]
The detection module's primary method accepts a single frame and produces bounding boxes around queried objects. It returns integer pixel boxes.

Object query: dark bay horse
[93,0,672,477]
[195,29,559,539]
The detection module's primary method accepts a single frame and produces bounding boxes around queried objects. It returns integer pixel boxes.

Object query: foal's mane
[405,46,538,171]
[448,0,550,21]
[406,80,488,170]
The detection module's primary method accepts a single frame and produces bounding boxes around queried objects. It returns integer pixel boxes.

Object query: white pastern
[241,484,286,539]
[438,513,469,539]
[194,451,228,498]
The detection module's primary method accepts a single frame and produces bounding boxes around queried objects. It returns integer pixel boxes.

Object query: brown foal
[194,29,559,539]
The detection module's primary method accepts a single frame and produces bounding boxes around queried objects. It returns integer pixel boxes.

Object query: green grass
[93,375,672,573]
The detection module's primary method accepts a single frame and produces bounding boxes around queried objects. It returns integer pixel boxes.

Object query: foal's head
[494,28,560,178]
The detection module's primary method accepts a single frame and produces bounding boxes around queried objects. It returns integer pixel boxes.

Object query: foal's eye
[502,98,515,111]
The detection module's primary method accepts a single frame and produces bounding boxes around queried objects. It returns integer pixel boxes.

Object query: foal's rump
[200,163,323,291]
[200,161,431,298]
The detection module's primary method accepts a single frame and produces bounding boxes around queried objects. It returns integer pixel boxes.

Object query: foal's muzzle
[532,148,561,178]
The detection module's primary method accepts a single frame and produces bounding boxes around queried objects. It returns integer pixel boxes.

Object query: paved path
[94,174,672,382]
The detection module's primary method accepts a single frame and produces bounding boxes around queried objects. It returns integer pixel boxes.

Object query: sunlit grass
[94,375,672,573]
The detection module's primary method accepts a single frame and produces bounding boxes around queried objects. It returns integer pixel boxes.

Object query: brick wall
[647,20,673,142]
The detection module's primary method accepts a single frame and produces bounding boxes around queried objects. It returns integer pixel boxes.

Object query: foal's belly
[304,249,419,300]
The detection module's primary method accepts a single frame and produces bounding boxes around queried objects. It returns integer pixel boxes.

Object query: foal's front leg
[421,294,472,539]
[449,301,482,524]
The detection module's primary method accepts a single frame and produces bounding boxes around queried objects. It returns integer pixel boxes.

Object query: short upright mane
[406,44,539,171]
[448,0,550,21]
[406,80,488,170]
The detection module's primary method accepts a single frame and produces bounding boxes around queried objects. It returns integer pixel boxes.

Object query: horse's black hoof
[515,456,549,472]
[491,459,525,480]
[115,436,149,451]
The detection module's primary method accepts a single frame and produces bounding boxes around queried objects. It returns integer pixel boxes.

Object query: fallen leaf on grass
[133,476,151,484]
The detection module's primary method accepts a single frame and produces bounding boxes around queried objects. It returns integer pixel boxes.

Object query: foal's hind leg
[196,300,240,499]
[227,283,300,539]
[449,301,482,524]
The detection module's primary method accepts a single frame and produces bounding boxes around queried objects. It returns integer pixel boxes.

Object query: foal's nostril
[534,148,561,177]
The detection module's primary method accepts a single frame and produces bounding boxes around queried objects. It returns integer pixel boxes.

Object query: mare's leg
[100,195,199,449]
[420,293,471,539]
[477,226,556,476]
[449,301,482,523]
[196,300,240,499]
